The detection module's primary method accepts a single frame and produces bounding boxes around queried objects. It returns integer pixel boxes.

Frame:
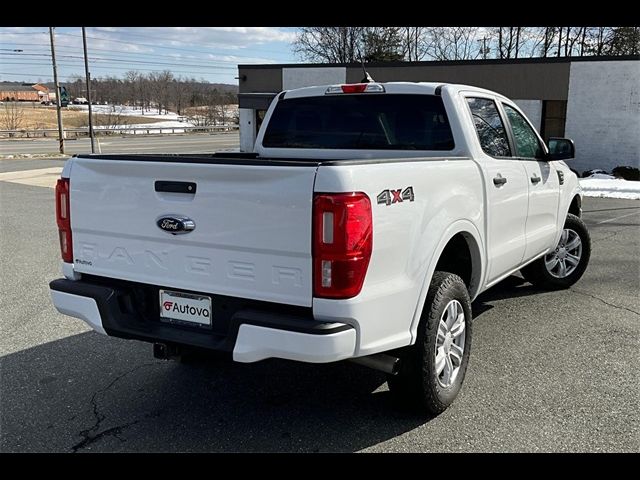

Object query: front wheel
[521,213,591,290]
[387,271,472,415]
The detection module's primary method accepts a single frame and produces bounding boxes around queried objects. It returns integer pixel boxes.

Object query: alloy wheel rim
[544,228,582,278]
[435,299,466,388]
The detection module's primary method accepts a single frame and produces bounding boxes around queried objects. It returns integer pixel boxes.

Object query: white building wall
[565,60,640,172]
[239,108,255,152]
[513,100,543,133]
[282,67,346,90]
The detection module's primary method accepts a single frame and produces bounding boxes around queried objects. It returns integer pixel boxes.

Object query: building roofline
[239,54,640,70]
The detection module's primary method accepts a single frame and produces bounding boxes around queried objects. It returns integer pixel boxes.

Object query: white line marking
[0,167,63,180]
[0,167,63,189]
[596,211,640,224]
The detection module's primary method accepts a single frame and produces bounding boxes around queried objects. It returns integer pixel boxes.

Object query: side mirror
[546,137,575,161]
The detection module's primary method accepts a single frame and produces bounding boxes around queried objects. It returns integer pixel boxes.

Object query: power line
[0,52,237,70]
[1,64,237,77]
[1,42,285,63]
[0,29,293,57]
[55,31,292,59]
[0,64,235,76]
[0,31,47,35]
[89,27,295,57]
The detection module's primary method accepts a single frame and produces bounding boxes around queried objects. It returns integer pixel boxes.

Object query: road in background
[0,132,240,156]
[1,158,638,453]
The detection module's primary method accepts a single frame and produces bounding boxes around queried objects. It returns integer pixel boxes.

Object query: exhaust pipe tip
[349,353,401,375]
[389,356,401,376]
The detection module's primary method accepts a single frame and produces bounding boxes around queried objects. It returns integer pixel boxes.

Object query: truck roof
[282,81,507,100]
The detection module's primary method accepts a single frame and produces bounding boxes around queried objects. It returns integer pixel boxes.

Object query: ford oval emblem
[156,216,196,235]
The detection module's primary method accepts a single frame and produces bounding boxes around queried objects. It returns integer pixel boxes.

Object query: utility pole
[82,27,95,153]
[477,37,490,59]
[49,27,64,154]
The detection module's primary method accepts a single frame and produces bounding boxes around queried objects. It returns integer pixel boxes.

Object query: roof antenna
[356,43,374,83]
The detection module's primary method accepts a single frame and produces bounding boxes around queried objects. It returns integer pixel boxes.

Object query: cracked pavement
[1,159,638,452]
[70,363,160,452]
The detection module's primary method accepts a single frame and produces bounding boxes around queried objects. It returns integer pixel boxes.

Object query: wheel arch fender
[554,185,583,247]
[408,219,485,344]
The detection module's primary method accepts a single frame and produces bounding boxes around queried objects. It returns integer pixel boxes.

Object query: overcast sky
[0,27,298,85]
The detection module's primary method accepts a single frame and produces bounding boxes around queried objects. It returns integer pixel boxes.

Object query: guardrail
[0,125,239,139]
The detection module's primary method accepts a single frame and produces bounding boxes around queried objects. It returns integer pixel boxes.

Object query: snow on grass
[585,173,617,180]
[1,153,69,159]
[579,177,640,200]
[93,119,197,133]
[70,104,182,120]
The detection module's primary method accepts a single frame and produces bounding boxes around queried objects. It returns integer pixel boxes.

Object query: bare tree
[1,102,24,132]
[185,106,217,127]
[579,27,588,55]
[293,27,366,63]
[606,27,640,55]
[170,77,185,115]
[124,70,139,109]
[494,27,521,59]
[148,70,174,115]
[588,27,612,55]
[561,27,584,56]
[82,105,132,132]
[424,27,480,60]
[66,74,84,99]
[514,27,522,58]
[540,27,556,57]
[400,27,427,61]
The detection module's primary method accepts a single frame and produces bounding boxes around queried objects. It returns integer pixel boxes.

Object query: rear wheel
[387,272,472,415]
[521,214,591,290]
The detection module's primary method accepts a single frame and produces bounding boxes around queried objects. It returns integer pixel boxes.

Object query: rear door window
[466,97,511,157]
[262,94,455,151]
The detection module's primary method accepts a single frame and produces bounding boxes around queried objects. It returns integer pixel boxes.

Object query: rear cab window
[262,94,455,151]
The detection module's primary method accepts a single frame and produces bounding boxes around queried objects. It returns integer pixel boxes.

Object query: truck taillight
[313,192,372,299]
[325,83,385,95]
[55,178,73,263]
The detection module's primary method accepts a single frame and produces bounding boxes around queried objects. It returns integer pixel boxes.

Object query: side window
[502,104,543,159]
[466,98,511,157]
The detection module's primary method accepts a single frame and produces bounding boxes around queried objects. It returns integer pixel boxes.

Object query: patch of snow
[584,173,617,179]
[579,178,640,200]
[70,104,181,120]
[1,153,69,160]
[93,120,197,134]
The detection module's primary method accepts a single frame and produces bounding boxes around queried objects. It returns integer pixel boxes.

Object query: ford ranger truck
[49,82,591,414]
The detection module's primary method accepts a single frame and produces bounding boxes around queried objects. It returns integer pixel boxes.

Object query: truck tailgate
[68,157,318,307]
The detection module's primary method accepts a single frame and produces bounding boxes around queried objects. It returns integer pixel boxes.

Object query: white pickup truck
[50,82,591,414]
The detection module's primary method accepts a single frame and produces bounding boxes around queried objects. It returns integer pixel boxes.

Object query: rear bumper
[49,278,356,363]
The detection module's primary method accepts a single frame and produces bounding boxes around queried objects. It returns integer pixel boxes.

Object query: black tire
[387,272,472,415]
[520,213,591,290]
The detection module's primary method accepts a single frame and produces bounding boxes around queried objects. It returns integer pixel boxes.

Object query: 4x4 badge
[377,187,415,206]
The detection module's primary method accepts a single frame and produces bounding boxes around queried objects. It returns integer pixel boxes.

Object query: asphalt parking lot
[0,132,240,156]
[1,157,638,453]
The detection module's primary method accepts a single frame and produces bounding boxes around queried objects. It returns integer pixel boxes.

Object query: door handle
[493,175,507,186]
[155,181,197,194]
[530,175,541,184]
